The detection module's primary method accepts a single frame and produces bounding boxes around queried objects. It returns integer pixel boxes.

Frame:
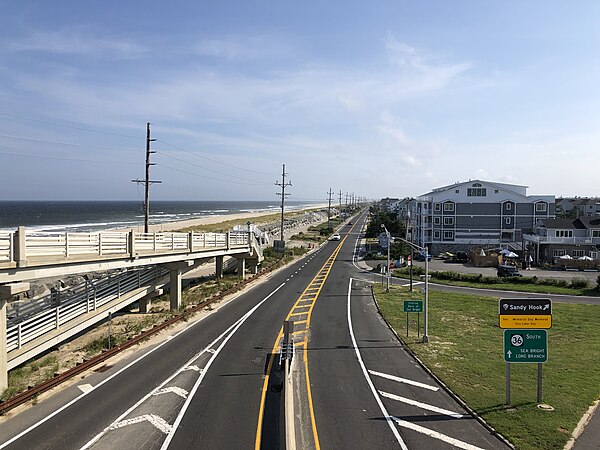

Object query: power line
[0,111,141,139]
[0,150,137,164]
[0,133,139,152]
[157,150,270,185]
[157,138,276,176]
[158,163,266,185]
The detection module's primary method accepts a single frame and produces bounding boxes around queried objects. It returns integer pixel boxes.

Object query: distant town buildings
[555,197,600,217]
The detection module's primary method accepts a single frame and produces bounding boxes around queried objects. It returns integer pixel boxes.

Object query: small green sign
[403,300,423,313]
[503,330,548,363]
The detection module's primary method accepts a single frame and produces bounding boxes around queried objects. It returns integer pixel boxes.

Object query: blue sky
[0,1,598,202]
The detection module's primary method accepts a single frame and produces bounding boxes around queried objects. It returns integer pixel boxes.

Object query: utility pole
[338,190,343,217]
[132,122,161,233]
[275,164,291,241]
[327,188,334,230]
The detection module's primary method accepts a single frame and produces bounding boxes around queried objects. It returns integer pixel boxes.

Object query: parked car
[330,233,341,241]
[497,264,522,277]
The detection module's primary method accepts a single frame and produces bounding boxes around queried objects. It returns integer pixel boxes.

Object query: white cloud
[8,28,147,58]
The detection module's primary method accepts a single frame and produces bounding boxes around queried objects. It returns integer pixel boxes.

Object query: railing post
[129,230,136,258]
[153,233,157,251]
[55,306,60,329]
[171,233,175,250]
[99,232,103,256]
[189,232,194,252]
[14,226,27,267]
[93,284,97,311]
[86,282,90,313]
[138,270,141,288]
[65,232,70,258]
[118,273,121,298]
[226,232,230,250]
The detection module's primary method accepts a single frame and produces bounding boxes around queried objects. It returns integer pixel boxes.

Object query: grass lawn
[392,271,599,297]
[374,284,600,450]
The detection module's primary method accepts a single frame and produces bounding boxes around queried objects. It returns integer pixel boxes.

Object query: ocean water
[0,200,316,233]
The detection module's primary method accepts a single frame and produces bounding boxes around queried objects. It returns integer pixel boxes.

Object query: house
[556,197,600,217]
[410,180,555,254]
[523,217,600,264]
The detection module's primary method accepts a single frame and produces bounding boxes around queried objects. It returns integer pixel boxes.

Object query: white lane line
[347,278,408,450]
[78,282,286,450]
[77,384,93,394]
[153,387,188,399]
[401,281,423,287]
[161,282,287,450]
[379,391,464,418]
[369,370,439,391]
[0,278,263,450]
[392,417,485,450]
[111,414,172,434]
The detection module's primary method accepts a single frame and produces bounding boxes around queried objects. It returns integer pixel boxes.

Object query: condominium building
[410,180,555,253]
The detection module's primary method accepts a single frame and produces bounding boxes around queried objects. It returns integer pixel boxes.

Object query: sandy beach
[145,204,329,233]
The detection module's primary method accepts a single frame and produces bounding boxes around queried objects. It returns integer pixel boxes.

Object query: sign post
[403,300,423,337]
[499,298,551,405]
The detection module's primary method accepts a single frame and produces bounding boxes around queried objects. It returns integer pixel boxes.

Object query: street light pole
[393,235,429,344]
[381,224,391,293]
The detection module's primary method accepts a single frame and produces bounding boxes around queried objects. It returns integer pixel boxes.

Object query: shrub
[597,274,600,291]
[570,278,588,289]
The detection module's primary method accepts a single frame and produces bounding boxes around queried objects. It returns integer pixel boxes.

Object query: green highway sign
[403,300,423,313]
[503,330,548,363]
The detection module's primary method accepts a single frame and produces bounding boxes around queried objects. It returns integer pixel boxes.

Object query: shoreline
[131,204,329,233]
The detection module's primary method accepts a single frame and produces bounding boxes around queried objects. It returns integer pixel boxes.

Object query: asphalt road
[0,214,510,449]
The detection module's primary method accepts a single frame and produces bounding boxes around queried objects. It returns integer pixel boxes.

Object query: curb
[368,285,515,450]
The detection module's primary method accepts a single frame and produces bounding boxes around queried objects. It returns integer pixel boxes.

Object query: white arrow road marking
[207,348,216,354]
[111,414,171,434]
[379,391,464,418]
[183,365,201,372]
[153,387,188,398]
[77,384,93,394]
[392,417,485,450]
[369,370,439,391]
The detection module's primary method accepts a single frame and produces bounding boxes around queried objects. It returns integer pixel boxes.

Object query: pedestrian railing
[0,229,257,269]
[6,266,167,352]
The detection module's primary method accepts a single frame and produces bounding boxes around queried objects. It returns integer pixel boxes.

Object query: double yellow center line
[254,237,347,449]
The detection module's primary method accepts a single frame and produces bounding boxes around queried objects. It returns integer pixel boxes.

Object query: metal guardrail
[6,267,167,352]
[0,229,255,267]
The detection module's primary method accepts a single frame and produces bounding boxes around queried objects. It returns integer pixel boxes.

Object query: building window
[572,250,584,258]
[443,231,454,240]
[434,230,441,239]
[553,249,566,257]
[555,230,573,238]
[433,217,441,225]
[444,217,454,226]
[592,230,600,238]
[472,183,482,187]
[434,203,441,211]
[455,189,459,193]
[591,251,599,259]
[536,202,547,212]
[506,203,512,211]
[444,202,455,212]
[495,189,499,193]
[505,217,511,225]
[467,188,487,197]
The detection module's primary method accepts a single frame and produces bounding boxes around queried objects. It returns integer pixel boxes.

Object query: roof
[421,179,529,197]
[578,217,600,229]
[538,218,587,230]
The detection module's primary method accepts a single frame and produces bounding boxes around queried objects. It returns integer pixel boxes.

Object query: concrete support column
[0,299,7,391]
[248,260,259,275]
[169,269,182,311]
[215,256,224,279]
[238,258,246,279]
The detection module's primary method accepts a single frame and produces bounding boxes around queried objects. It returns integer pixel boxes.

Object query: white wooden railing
[6,266,167,352]
[0,229,256,268]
